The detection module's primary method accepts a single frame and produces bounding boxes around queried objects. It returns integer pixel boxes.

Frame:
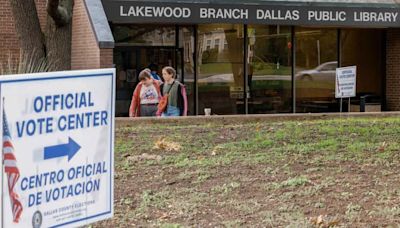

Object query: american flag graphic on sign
[3,109,23,223]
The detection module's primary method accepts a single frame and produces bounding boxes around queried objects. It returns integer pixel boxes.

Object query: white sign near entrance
[335,66,357,98]
[1,69,115,227]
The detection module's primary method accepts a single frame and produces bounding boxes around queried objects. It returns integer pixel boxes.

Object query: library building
[2,0,400,116]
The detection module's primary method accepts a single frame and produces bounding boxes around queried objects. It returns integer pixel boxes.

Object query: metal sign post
[348,97,351,112]
[340,98,343,113]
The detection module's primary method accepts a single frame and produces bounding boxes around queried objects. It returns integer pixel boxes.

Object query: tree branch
[47,0,73,27]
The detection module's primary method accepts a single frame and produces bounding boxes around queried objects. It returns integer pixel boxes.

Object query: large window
[247,25,292,114]
[113,25,175,46]
[197,24,244,115]
[179,26,195,115]
[111,23,386,116]
[341,29,384,99]
[295,28,338,113]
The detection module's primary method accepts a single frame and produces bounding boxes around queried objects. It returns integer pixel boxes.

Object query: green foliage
[211,182,241,194]
[137,190,170,213]
[0,51,56,75]
[160,224,182,228]
[274,176,309,189]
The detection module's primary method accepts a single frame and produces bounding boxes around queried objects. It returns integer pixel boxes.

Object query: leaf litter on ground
[153,137,182,152]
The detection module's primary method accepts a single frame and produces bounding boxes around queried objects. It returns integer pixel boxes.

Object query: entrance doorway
[114,46,184,116]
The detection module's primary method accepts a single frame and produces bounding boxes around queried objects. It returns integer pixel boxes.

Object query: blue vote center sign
[0,69,115,228]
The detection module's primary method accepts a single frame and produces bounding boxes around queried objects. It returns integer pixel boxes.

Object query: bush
[0,51,56,75]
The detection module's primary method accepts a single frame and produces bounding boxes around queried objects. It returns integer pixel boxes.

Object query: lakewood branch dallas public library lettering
[118,5,399,24]
[102,0,394,116]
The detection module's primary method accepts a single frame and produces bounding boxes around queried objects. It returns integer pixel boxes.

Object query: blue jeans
[162,106,180,117]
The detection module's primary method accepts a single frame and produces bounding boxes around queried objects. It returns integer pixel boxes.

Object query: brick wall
[71,0,113,70]
[0,0,20,66]
[71,0,100,69]
[386,29,400,111]
[100,48,114,68]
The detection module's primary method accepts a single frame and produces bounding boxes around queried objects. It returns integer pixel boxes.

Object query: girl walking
[129,69,162,117]
[158,66,188,117]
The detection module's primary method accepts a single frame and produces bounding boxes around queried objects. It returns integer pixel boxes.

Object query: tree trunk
[9,0,74,71]
[45,18,73,70]
[46,0,74,70]
[8,0,45,60]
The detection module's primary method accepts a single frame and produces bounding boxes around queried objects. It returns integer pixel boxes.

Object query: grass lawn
[95,117,400,227]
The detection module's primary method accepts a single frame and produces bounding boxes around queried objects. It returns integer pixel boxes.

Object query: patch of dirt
[96,119,400,227]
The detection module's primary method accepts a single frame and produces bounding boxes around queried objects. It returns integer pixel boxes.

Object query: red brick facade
[0,0,20,65]
[386,29,400,111]
[0,0,113,70]
[71,0,102,69]
[100,48,114,68]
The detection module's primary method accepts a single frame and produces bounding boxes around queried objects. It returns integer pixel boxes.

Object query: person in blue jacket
[148,63,162,81]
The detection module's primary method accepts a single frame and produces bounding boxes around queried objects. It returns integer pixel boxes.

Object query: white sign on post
[1,69,115,227]
[335,66,357,98]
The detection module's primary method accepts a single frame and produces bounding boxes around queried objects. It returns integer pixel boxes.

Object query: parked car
[296,61,338,81]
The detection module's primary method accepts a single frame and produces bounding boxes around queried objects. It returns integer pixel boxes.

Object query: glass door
[246,25,293,114]
[175,48,185,83]
[179,26,195,115]
[114,46,180,116]
[295,28,338,113]
[197,24,245,115]
[112,24,194,116]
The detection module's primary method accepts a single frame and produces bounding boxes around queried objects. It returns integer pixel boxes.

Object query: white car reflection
[184,74,292,83]
[296,61,338,81]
